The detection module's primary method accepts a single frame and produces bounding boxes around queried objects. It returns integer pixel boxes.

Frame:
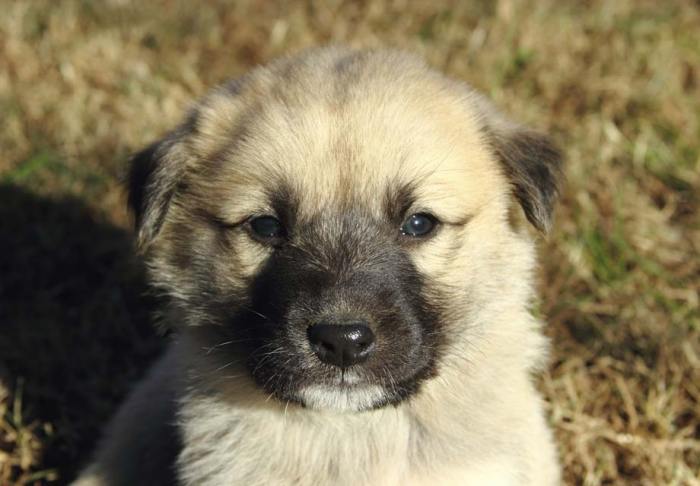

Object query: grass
[0,0,698,484]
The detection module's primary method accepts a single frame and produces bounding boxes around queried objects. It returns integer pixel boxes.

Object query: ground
[0,1,698,484]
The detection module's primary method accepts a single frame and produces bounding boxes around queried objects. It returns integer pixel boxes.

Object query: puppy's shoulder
[72,345,182,486]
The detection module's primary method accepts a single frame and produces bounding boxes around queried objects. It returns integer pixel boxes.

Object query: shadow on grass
[0,184,165,484]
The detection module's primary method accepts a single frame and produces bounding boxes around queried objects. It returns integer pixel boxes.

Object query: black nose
[307,323,375,368]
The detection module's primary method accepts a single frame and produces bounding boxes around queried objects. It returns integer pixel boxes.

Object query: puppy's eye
[400,213,437,237]
[249,216,285,240]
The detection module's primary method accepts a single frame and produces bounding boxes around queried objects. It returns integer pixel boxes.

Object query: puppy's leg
[71,345,181,486]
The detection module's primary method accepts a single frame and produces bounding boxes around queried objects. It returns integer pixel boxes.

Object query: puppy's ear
[477,100,563,233]
[127,127,190,249]
[127,83,247,249]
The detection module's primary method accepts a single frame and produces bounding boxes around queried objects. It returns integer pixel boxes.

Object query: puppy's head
[129,48,562,411]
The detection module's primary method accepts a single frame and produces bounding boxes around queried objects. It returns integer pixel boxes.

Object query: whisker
[214,360,239,373]
[239,305,272,322]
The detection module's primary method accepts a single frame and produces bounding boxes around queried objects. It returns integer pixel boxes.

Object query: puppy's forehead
[195,51,501,220]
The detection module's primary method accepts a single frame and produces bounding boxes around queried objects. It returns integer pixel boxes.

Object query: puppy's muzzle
[307,322,375,368]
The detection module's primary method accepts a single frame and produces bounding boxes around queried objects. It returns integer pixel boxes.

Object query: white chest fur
[175,382,542,486]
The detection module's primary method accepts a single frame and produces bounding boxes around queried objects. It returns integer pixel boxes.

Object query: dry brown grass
[1,0,698,484]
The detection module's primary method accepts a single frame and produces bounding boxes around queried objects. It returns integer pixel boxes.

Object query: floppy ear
[478,102,563,233]
[127,82,249,249]
[127,127,190,249]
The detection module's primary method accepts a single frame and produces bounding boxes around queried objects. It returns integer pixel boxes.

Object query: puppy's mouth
[296,383,390,412]
[243,340,432,412]
[260,373,414,412]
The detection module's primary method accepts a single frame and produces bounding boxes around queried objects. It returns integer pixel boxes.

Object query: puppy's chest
[174,397,522,486]
[176,398,414,486]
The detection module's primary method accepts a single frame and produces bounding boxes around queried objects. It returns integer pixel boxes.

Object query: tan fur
[73,47,562,485]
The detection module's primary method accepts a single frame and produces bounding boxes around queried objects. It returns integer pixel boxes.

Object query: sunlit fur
[74,47,562,486]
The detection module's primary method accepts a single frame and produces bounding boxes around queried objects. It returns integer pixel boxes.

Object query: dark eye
[400,213,437,237]
[249,216,285,240]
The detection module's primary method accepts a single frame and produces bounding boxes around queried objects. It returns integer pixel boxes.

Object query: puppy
[74,47,563,486]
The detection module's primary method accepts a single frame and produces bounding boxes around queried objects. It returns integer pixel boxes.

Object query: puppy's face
[129,49,561,411]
